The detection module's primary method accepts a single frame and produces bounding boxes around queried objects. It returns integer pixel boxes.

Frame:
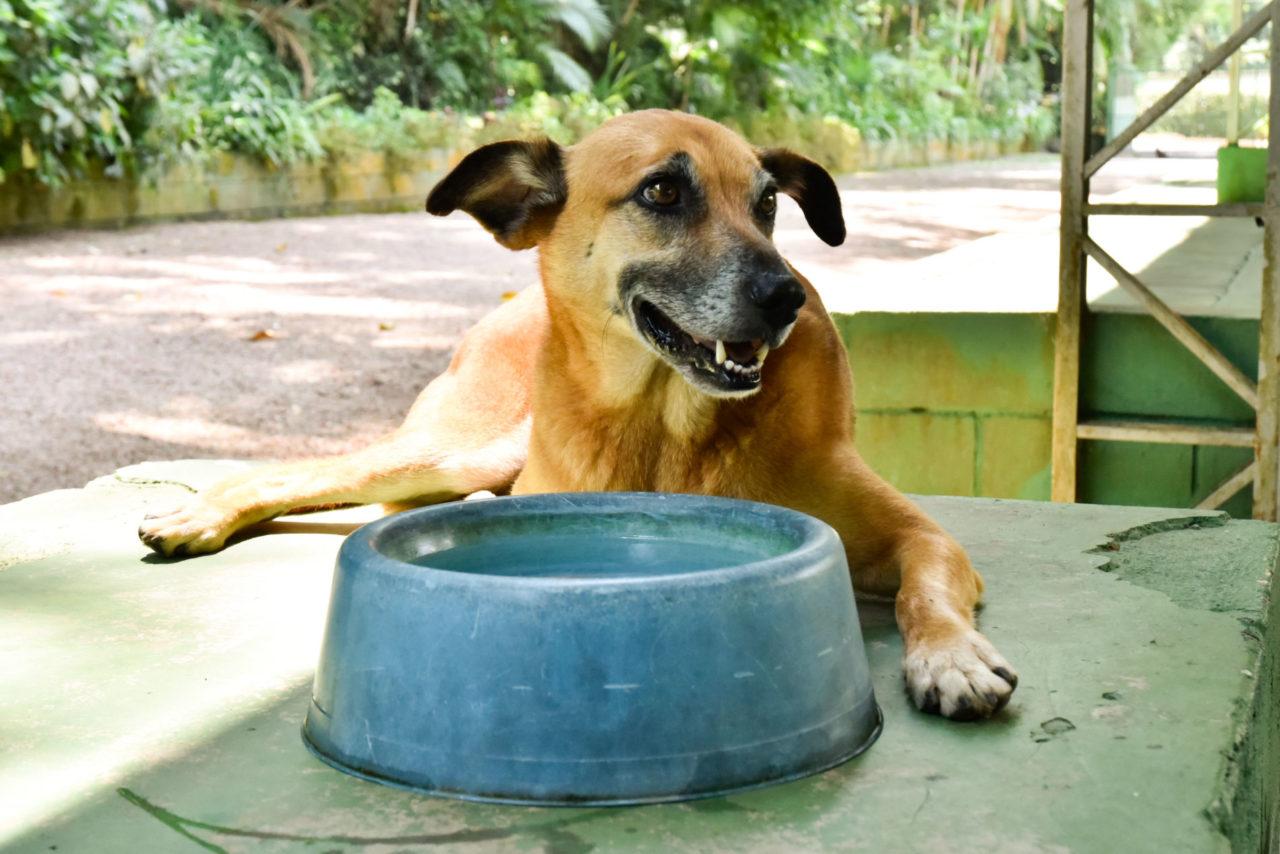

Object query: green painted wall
[1080,313,1258,518]
[834,311,1260,517]
[835,312,1054,501]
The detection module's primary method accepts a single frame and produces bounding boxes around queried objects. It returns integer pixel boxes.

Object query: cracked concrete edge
[1086,512,1231,571]
[1086,509,1275,852]
[1099,511,1230,544]
[1072,508,1273,850]
[1215,534,1279,853]
[101,460,262,494]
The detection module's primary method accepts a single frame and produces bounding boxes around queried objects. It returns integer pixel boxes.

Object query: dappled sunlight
[334,250,380,263]
[118,283,476,320]
[12,275,479,321]
[92,411,363,456]
[369,332,465,350]
[272,359,345,385]
[0,329,89,346]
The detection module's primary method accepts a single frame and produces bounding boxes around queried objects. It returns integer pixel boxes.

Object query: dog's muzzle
[632,298,780,396]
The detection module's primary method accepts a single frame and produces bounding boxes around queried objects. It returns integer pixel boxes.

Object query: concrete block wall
[833,311,1261,517]
[1080,313,1258,519]
[0,150,456,234]
[834,313,1055,501]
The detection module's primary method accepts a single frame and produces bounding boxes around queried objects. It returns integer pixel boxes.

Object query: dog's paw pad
[904,630,1018,720]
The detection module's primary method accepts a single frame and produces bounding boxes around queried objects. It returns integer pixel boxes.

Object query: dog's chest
[527,405,768,497]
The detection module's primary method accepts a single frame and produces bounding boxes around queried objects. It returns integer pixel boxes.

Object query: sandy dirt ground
[1,153,1163,503]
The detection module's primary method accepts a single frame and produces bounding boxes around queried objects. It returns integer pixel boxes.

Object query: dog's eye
[642,180,680,207]
[759,190,777,217]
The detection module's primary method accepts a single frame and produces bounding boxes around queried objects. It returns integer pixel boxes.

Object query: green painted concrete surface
[1,461,1276,852]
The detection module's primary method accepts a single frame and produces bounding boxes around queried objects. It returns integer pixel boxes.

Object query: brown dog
[139,110,1017,720]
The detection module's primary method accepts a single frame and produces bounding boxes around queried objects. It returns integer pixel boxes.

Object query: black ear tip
[425,176,460,216]
[424,190,448,216]
[823,227,846,247]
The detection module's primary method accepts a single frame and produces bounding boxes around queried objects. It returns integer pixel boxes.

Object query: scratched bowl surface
[302,492,881,805]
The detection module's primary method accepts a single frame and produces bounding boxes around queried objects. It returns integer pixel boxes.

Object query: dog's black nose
[749,271,806,328]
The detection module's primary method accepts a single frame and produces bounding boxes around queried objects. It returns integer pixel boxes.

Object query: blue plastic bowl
[302,492,881,805]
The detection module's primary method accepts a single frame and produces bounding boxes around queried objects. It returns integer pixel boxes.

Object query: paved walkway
[0,154,1218,503]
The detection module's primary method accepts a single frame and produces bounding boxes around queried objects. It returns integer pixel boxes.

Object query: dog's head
[427,110,844,398]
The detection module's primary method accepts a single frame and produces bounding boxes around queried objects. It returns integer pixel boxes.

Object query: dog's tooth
[756,343,770,364]
[724,359,735,370]
[715,340,726,365]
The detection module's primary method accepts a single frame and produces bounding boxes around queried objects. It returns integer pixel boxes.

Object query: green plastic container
[1217,144,1267,204]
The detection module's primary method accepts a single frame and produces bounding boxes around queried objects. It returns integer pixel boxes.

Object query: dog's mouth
[632,299,769,394]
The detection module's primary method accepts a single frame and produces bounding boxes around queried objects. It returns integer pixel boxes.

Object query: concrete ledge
[1,461,1275,851]
[0,150,457,235]
[0,138,1033,236]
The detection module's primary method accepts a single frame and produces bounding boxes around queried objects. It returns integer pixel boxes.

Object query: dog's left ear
[426,138,566,250]
[758,149,845,247]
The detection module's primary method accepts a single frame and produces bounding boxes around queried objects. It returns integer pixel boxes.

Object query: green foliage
[1153,90,1268,140]
[144,17,322,168]
[314,86,460,157]
[0,0,202,185]
[11,0,1185,188]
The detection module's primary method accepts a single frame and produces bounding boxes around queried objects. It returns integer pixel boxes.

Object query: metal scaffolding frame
[1053,0,1280,519]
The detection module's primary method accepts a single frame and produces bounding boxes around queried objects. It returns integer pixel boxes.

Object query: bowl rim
[340,491,844,592]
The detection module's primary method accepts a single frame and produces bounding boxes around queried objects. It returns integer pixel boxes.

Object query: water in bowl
[410,532,768,579]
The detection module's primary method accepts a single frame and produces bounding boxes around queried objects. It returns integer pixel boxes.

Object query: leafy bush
[314,87,462,159]
[3,0,1088,189]
[144,17,322,169]
[1152,89,1267,140]
[0,0,203,184]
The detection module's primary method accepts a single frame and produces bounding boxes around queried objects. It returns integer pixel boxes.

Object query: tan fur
[139,110,1017,719]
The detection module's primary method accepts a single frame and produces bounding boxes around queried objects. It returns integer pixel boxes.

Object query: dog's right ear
[426,138,566,250]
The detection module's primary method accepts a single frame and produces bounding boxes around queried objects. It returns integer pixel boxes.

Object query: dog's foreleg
[138,425,528,557]
[888,527,1018,720]
[805,450,1018,720]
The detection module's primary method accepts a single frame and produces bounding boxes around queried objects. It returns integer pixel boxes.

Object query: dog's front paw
[138,499,241,558]
[904,629,1018,721]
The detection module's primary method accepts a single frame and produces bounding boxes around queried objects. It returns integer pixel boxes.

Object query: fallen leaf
[377,321,395,331]
[501,291,518,301]
[247,329,277,342]
[274,242,288,253]
[49,289,67,298]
